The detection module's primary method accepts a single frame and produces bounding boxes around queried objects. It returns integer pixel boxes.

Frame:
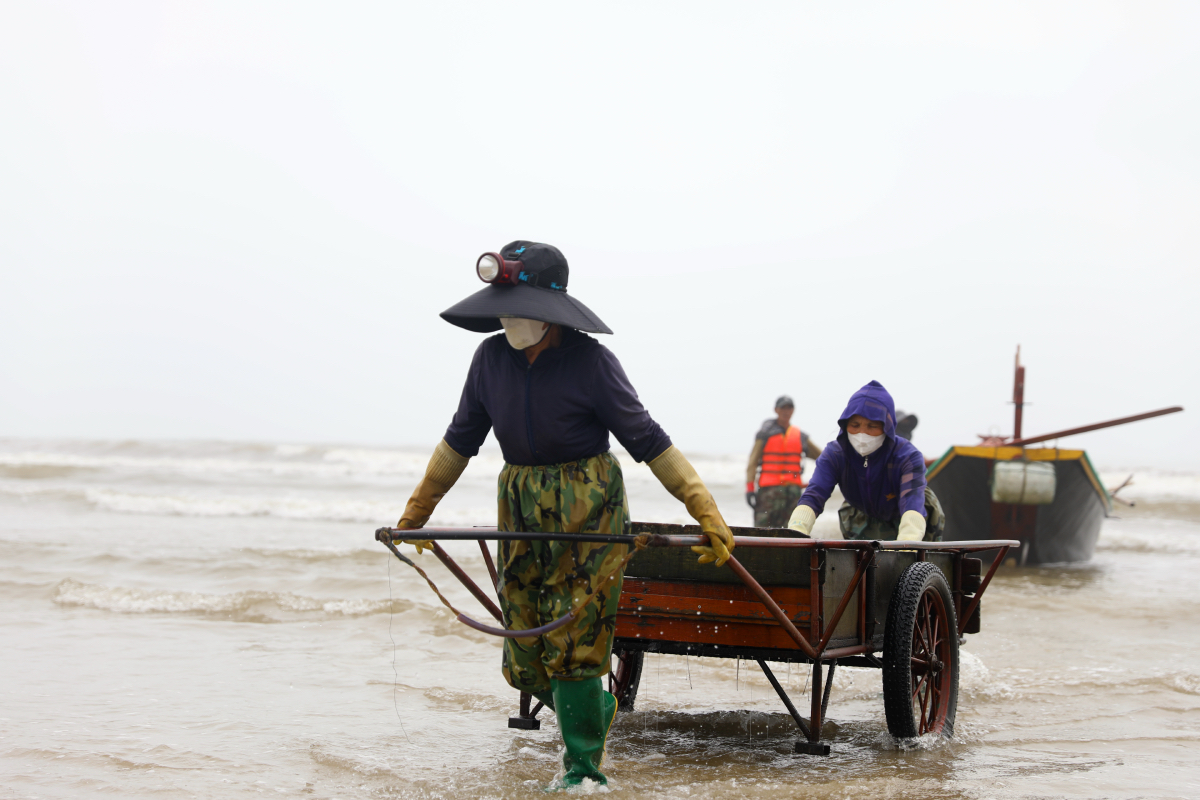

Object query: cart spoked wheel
[882,561,959,739]
[609,648,644,712]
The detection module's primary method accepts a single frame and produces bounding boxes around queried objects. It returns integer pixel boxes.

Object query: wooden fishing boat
[927,445,1109,565]
[927,348,1181,565]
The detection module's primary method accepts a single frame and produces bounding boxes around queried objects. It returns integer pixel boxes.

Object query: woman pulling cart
[392,241,735,788]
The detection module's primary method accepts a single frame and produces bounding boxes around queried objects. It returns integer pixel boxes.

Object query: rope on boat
[381,533,651,638]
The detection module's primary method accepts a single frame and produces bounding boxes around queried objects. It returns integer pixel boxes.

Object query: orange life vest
[759,426,804,487]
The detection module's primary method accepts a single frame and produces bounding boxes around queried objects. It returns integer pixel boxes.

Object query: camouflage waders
[754,483,805,528]
[837,486,945,541]
[497,451,631,694]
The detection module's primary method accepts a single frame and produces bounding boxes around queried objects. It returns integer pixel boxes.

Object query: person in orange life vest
[745,395,823,527]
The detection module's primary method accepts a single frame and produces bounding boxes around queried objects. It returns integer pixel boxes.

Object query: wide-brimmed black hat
[440,241,613,334]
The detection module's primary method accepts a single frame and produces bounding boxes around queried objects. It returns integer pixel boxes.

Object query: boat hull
[927,447,1109,565]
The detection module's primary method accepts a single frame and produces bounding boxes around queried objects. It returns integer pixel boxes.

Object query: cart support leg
[478,540,499,592]
[756,660,811,740]
[821,661,836,721]
[794,660,832,755]
[508,691,543,730]
[430,543,504,622]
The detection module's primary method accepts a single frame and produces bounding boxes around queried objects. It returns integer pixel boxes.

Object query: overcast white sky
[1,2,1197,468]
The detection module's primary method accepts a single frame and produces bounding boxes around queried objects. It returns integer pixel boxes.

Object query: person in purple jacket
[786,381,945,542]
[389,241,735,788]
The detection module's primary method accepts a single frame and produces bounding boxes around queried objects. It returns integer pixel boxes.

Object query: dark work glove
[745,491,757,509]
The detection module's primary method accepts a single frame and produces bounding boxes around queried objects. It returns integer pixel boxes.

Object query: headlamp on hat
[476,252,523,285]
[443,241,613,335]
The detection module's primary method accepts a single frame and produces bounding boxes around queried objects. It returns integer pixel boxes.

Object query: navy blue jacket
[798,381,928,522]
[443,330,673,466]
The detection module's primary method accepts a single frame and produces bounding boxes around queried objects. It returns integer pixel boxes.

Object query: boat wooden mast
[1012,346,1025,441]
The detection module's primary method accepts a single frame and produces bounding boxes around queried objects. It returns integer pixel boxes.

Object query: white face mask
[500,317,549,350]
[848,431,885,457]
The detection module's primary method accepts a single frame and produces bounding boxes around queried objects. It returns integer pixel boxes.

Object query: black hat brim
[440,284,613,334]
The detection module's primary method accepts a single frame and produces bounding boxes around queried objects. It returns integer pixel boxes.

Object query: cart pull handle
[377,530,651,639]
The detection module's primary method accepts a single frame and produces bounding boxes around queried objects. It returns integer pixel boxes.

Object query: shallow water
[2,439,1199,799]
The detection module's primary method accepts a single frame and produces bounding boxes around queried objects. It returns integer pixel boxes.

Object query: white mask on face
[848,431,885,457]
[500,317,549,350]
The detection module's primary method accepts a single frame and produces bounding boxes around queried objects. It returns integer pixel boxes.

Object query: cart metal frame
[375,524,1015,754]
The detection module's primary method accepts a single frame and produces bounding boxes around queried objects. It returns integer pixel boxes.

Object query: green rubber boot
[551,677,618,787]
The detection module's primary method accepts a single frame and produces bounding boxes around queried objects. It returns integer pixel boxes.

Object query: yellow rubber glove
[396,439,469,554]
[896,510,927,542]
[787,505,816,536]
[648,446,734,566]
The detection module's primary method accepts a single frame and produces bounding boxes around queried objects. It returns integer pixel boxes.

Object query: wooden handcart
[375,524,1015,755]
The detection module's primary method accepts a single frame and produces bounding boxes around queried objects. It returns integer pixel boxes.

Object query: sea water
[2,438,1198,799]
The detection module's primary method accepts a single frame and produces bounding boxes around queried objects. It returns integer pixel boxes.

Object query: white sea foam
[52,577,401,619]
[1169,673,1200,695]
[622,453,800,490]
[1096,519,1200,555]
[0,441,753,488]
[322,446,510,478]
[0,449,423,480]
[81,487,497,525]
[83,488,393,521]
[959,650,1015,701]
[1098,469,1200,503]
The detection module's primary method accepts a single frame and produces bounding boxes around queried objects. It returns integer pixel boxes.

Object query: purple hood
[798,381,927,523]
[838,380,898,439]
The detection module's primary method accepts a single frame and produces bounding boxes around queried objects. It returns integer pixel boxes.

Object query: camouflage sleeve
[801,432,823,459]
[746,438,765,485]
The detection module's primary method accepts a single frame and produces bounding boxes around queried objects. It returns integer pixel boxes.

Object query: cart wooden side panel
[618,579,813,651]
[619,535,963,659]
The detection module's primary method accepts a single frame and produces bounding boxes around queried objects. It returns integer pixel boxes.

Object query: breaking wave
[0,447,439,481]
[79,487,501,525]
[51,577,408,622]
[1098,469,1200,503]
[83,487,399,522]
[1169,673,1200,695]
[0,440,749,488]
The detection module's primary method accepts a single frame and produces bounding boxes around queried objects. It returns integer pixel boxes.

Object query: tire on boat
[609,648,644,712]
[882,561,960,739]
